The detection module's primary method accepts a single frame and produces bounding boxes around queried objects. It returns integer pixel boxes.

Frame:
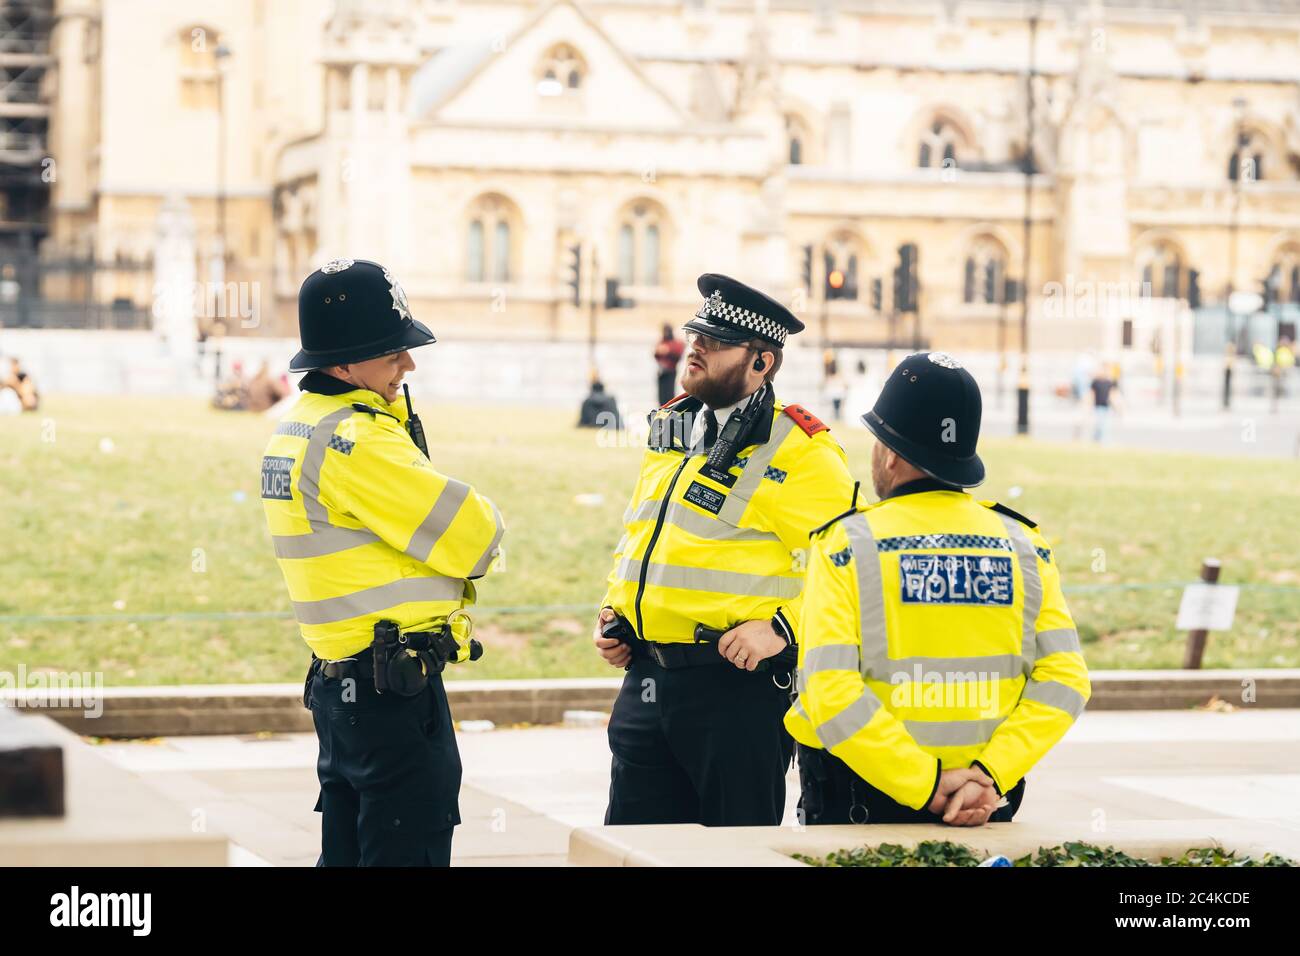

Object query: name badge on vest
[898,553,1014,606]
[261,456,295,500]
[682,480,726,516]
[697,463,737,488]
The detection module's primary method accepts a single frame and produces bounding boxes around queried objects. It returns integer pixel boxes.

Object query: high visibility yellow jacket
[784,482,1090,809]
[260,383,504,661]
[601,391,855,643]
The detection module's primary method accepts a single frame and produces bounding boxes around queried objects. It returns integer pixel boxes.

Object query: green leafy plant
[795,840,1293,868]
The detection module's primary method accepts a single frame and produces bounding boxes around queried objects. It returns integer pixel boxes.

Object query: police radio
[705,383,770,472]
[403,384,429,458]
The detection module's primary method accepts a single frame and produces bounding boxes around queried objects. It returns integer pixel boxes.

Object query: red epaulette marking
[783,404,829,436]
[661,391,690,408]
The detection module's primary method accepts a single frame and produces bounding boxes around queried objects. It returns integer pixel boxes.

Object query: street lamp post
[1016,4,1040,436]
[1226,96,1248,389]
[215,42,232,268]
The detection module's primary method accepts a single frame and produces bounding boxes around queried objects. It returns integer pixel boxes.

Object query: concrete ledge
[569,818,1300,867]
[2,670,1297,739]
[0,715,228,866]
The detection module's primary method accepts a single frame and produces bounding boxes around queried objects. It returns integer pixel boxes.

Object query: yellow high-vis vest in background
[785,488,1090,809]
[261,388,504,661]
[601,395,855,643]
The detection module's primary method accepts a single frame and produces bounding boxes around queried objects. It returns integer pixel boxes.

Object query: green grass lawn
[2,395,1298,685]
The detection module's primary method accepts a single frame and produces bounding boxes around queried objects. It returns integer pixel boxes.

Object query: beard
[870,440,889,499]
[683,354,754,409]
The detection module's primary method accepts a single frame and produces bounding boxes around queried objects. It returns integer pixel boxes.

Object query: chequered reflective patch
[328,435,355,454]
[829,546,854,567]
[1036,546,1052,563]
[764,466,788,484]
[876,534,1012,553]
[275,421,314,439]
[734,456,749,469]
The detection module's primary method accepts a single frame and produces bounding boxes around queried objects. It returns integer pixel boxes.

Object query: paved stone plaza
[89,708,1300,866]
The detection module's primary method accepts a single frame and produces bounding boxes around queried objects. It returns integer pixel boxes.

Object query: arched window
[178,26,225,110]
[616,201,667,287]
[466,194,518,283]
[963,236,1008,305]
[1266,245,1300,305]
[1228,128,1269,183]
[785,114,812,166]
[918,119,963,169]
[1138,241,1188,299]
[537,44,586,97]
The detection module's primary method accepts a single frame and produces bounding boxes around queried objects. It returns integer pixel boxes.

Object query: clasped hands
[927,766,1001,826]
[593,610,783,672]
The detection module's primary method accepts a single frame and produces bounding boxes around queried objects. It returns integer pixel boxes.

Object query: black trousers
[605,656,794,827]
[796,743,1025,825]
[307,662,461,866]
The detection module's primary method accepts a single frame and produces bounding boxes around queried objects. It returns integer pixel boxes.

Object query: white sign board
[1175,584,1240,631]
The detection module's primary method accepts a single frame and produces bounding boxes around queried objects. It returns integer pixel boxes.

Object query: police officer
[593,274,856,827]
[261,258,505,865]
[787,351,1090,827]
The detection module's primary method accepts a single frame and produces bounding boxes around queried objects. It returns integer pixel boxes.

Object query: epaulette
[351,402,400,424]
[981,500,1037,529]
[783,404,829,437]
[808,481,864,538]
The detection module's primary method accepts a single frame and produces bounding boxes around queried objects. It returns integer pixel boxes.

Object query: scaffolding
[0,0,53,259]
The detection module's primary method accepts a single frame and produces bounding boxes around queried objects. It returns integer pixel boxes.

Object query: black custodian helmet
[289,258,436,372]
[862,351,985,488]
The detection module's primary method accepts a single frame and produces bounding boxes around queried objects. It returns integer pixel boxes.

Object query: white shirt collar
[689,386,761,450]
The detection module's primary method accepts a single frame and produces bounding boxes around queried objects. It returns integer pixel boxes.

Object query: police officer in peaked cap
[262,258,505,865]
[787,351,1090,828]
[593,273,856,827]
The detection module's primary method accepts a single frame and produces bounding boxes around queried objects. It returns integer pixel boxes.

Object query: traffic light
[1262,265,1281,307]
[870,277,882,312]
[800,244,813,293]
[1188,269,1201,309]
[604,278,634,310]
[566,243,582,307]
[896,243,919,312]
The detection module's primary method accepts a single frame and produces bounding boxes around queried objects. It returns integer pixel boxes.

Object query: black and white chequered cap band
[694,290,788,346]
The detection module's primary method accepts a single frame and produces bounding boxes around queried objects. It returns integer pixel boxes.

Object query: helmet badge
[383,267,411,322]
[927,351,962,369]
[321,258,354,274]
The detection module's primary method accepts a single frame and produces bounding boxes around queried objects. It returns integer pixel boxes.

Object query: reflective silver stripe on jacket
[469,499,506,578]
[1022,679,1086,719]
[904,716,1007,748]
[998,513,1042,675]
[625,496,780,543]
[404,478,471,562]
[1036,628,1082,657]
[292,575,465,626]
[614,557,802,599]
[815,692,884,750]
[716,414,798,524]
[272,407,382,559]
[845,512,890,678]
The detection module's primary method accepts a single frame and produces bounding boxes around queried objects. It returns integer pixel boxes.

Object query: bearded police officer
[261,258,505,866]
[593,274,856,827]
[787,352,1090,827]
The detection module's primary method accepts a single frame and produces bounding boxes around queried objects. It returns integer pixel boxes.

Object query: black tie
[702,410,719,450]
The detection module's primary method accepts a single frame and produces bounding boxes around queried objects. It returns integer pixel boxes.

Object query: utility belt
[601,614,795,686]
[306,612,483,702]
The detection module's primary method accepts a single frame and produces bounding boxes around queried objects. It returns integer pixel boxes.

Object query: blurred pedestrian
[653,324,685,406]
[577,380,621,429]
[246,360,288,413]
[1089,362,1123,443]
[3,357,39,412]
